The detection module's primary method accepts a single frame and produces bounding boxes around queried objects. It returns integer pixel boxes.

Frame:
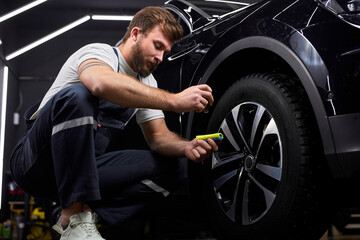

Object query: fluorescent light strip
[0,39,2,45]
[205,0,250,5]
[92,15,133,21]
[5,14,130,60]
[0,66,9,209]
[6,15,90,61]
[0,0,48,23]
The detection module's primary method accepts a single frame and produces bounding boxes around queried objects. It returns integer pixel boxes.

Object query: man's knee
[51,84,98,119]
[150,154,185,192]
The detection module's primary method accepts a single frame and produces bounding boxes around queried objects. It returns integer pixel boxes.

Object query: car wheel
[199,74,332,239]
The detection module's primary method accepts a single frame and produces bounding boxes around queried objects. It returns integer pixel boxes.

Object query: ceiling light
[0,66,9,209]
[92,15,133,21]
[0,0,48,23]
[6,15,90,61]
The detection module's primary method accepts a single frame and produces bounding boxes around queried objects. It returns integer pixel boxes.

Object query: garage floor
[97,194,360,240]
[322,227,360,240]
[326,236,360,240]
[100,224,360,240]
[99,221,360,240]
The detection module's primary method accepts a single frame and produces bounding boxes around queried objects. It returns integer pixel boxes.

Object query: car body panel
[155,0,360,179]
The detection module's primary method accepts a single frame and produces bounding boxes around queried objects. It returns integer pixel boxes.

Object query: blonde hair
[122,6,183,43]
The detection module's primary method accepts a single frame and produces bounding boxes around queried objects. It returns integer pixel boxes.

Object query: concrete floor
[327,237,360,240]
[114,195,360,240]
[321,226,360,240]
[56,195,360,240]
[98,212,360,240]
[92,219,360,240]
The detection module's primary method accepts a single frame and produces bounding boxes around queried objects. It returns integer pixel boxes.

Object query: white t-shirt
[31,43,165,124]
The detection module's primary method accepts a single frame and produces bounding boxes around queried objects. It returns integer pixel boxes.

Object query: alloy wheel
[210,102,282,225]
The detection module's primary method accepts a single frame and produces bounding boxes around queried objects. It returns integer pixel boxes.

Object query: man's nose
[155,51,164,63]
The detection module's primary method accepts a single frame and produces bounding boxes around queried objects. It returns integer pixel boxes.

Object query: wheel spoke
[256,118,280,156]
[231,105,252,153]
[242,179,250,224]
[220,119,241,151]
[256,163,281,181]
[248,173,275,208]
[250,105,265,148]
[212,152,245,169]
[263,118,278,136]
[224,167,243,222]
[213,169,238,191]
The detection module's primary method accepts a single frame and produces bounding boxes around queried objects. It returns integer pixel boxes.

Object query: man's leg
[11,84,101,213]
[90,150,184,226]
[49,85,101,208]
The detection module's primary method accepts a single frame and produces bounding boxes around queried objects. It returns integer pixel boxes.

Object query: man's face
[130,25,173,77]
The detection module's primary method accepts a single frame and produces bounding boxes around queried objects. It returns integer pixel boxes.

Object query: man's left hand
[185,138,218,163]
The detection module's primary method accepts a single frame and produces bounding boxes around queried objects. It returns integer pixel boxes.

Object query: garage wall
[0,50,20,212]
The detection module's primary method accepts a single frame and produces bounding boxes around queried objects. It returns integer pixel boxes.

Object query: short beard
[130,40,158,78]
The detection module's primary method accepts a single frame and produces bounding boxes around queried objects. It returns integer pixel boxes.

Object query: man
[10,6,217,240]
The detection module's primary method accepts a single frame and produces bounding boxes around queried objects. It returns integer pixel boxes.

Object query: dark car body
[157,0,360,178]
[151,0,360,239]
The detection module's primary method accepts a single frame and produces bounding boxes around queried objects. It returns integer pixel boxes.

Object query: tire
[198,74,332,239]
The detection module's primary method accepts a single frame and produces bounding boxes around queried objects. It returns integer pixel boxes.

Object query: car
[151,0,360,239]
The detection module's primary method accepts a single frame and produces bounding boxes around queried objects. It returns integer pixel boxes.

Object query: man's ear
[130,27,142,41]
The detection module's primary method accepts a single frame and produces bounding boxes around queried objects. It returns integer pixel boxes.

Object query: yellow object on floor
[27,207,52,240]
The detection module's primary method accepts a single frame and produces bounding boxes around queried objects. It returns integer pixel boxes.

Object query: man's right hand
[173,84,214,113]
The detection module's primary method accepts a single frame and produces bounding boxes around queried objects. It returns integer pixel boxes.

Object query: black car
[152,0,360,239]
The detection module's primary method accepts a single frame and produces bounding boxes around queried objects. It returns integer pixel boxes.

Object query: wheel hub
[244,154,256,172]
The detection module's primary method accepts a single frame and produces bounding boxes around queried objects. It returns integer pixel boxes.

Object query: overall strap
[112,47,120,72]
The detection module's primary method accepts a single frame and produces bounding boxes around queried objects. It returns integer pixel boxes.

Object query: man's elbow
[89,82,106,97]
[81,77,108,97]
[149,142,159,152]
[147,137,163,153]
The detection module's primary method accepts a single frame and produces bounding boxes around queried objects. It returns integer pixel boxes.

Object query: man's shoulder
[78,43,113,52]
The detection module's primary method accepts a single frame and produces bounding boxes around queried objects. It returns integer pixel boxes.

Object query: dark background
[0,0,166,216]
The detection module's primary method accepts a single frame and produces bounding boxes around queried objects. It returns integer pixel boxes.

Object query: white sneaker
[59,212,105,240]
[52,215,63,235]
[53,212,101,235]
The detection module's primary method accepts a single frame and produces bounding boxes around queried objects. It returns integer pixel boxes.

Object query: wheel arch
[185,36,342,177]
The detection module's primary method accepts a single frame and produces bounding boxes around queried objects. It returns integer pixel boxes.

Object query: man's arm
[140,118,218,162]
[78,59,213,113]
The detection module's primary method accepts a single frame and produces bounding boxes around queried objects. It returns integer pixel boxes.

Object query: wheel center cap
[244,155,255,172]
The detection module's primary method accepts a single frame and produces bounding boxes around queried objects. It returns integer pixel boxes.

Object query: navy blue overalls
[10,59,183,227]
